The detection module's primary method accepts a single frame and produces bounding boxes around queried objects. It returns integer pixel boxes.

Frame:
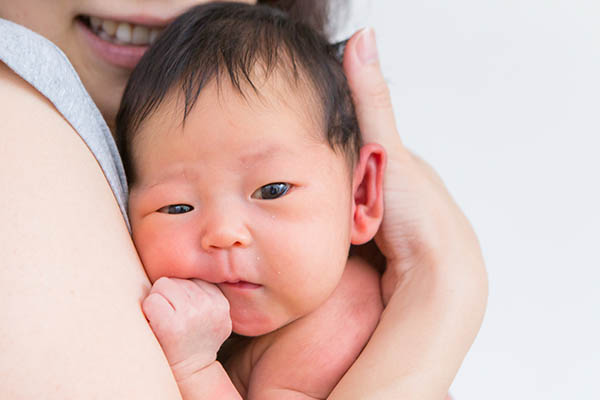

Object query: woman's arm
[0,63,181,399]
[329,29,488,399]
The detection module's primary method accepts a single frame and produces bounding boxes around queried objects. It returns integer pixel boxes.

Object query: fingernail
[356,27,378,65]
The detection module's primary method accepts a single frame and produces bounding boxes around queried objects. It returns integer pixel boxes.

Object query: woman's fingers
[343,28,403,154]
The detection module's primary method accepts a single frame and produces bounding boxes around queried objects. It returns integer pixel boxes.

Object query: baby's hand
[142,277,232,382]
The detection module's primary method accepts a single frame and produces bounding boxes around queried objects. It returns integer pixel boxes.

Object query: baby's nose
[200,207,252,251]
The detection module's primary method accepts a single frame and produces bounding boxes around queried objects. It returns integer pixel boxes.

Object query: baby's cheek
[137,249,168,283]
[279,268,339,318]
[134,232,178,282]
[143,250,191,283]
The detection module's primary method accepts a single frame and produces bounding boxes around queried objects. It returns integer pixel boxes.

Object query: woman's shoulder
[0,18,96,125]
[0,18,129,226]
[0,56,184,398]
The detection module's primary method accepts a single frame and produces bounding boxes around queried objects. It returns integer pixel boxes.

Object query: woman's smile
[78,15,165,47]
[76,16,161,69]
[1,0,255,127]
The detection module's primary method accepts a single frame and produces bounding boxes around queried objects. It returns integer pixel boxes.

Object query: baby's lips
[220,281,262,290]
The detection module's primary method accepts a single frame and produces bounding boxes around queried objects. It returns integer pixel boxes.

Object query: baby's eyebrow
[238,144,287,166]
[136,164,189,190]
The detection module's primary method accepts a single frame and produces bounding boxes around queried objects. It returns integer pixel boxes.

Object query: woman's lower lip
[77,19,148,70]
[222,281,262,290]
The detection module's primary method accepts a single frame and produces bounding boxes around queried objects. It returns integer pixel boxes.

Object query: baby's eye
[252,183,290,200]
[157,204,194,214]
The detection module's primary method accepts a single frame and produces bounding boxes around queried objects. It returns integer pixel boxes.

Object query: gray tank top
[0,18,130,229]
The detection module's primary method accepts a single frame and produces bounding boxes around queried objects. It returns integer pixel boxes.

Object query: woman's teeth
[89,16,163,46]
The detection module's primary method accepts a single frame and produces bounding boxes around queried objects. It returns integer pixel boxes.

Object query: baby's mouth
[77,15,164,46]
[221,281,262,290]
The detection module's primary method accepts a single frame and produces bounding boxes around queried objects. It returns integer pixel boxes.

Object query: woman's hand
[331,28,488,399]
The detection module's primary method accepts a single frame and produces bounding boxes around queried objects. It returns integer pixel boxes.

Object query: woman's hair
[257,0,337,37]
[116,2,359,185]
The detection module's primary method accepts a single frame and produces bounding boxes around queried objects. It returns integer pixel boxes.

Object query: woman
[0,0,487,398]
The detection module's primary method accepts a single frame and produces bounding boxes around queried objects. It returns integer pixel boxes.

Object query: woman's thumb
[343,28,401,148]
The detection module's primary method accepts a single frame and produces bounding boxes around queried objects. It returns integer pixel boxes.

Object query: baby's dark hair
[116,2,360,185]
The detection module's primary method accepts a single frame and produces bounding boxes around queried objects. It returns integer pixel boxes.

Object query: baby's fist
[142,277,232,380]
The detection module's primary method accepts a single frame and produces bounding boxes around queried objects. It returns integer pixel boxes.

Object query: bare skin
[141,258,382,400]
[0,2,487,397]
[0,61,181,398]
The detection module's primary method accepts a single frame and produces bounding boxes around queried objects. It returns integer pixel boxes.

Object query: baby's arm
[244,257,383,400]
[142,277,242,400]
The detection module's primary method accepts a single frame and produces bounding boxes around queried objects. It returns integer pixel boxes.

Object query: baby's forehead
[135,73,326,149]
[237,67,326,136]
[163,68,328,142]
[131,81,349,185]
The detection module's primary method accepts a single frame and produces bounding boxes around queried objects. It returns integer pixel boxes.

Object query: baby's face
[129,80,354,336]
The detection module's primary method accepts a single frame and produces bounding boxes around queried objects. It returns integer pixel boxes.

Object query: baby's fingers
[148,276,190,311]
[142,292,175,333]
[189,279,232,334]
[184,277,223,298]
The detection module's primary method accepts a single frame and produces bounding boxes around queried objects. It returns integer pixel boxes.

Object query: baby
[117,3,385,399]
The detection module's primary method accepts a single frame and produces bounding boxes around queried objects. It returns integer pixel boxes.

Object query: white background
[336,1,600,399]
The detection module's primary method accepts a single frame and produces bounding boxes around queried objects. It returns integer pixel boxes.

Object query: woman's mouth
[78,15,164,46]
[76,15,165,69]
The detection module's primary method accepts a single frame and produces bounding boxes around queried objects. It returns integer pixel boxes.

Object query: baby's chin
[231,310,297,337]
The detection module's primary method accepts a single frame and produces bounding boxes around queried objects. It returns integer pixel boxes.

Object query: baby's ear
[350,143,386,245]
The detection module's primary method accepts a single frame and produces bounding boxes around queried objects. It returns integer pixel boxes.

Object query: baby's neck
[219,332,275,397]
